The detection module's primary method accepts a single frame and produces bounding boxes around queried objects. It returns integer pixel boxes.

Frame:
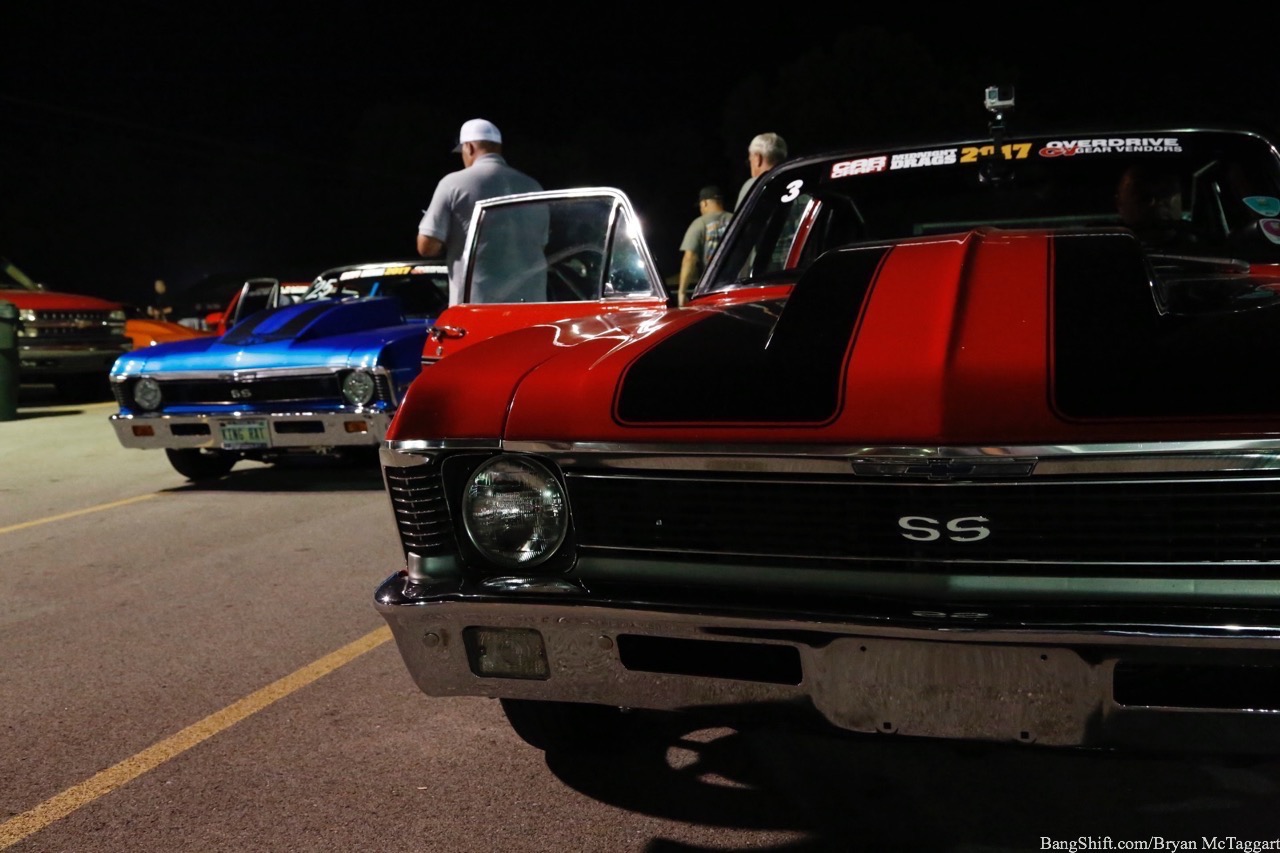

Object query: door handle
[429,325,466,341]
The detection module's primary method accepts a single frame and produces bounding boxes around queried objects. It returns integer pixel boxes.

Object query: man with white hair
[736,132,788,210]
[417,118,543,303]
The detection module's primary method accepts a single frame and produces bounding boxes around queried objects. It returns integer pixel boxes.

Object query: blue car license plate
[218,419,269,449]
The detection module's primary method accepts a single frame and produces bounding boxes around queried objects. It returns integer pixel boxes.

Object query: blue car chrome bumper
[109,409,393,451]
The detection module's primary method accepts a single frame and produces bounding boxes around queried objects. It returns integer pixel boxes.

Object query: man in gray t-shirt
[417,118,544,304]
[677,185,733,307]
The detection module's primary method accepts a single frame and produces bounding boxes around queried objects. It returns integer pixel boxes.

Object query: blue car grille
[132,374,368,406]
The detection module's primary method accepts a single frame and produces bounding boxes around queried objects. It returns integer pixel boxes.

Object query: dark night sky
[2,5,1271,309]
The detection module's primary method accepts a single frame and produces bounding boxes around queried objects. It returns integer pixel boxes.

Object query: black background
[2,6,1271,309]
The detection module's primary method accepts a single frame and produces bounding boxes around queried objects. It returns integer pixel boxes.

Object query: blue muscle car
[108,261,449,480]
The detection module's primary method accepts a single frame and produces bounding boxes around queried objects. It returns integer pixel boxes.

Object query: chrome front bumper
[375,575,1280,753]
[110,410,392,451]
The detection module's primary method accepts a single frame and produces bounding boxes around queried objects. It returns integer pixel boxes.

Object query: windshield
[710,129,1280,291]
[305,263,450,318]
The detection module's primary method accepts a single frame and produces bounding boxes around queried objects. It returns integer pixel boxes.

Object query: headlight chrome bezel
[133,377,162,411]
[341,369,376,406]
[462,455,569,569]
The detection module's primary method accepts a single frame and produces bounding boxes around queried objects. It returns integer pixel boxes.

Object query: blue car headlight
[341,370,376,406]
[133,377,162,411]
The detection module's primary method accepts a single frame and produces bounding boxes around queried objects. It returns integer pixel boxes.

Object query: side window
[730,194,816,281]
[544,199,611,302]
[605,209,654,296]
[385,276,450,318]
[469,201,555,304]
[771,195,815,270]
[467,193,659,303]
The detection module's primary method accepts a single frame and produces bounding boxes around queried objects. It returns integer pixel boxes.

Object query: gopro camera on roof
[983,86,1013,113]
[984,85,1015,113]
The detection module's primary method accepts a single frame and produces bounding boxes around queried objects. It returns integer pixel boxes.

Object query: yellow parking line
[0,494,158,535]
[0,626,392,849]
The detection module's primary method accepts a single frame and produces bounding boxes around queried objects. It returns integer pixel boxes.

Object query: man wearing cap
[417,118,544,304]
[677,185,733,307]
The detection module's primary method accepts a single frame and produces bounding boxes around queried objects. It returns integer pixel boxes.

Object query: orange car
[124,306,210,349]
[125,278,310,347]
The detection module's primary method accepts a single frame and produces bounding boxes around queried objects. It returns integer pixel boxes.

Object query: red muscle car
[375,99,1280,756]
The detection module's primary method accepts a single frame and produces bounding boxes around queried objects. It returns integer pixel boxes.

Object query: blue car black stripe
[220,303,336,345]
[614,245,888,425]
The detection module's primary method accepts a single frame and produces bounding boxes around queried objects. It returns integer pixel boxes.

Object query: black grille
[385,464,452,553]
[565,473,1280,573]
[375,373,396,405]
[158,374,342,405]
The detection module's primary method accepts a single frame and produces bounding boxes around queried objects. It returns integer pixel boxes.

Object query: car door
[423,188,669,363]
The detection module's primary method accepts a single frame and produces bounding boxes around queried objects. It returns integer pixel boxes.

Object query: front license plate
[218,419,270,449]
[811,637,1101,746]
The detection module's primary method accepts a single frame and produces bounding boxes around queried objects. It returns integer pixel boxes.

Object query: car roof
[315,260,449,278]
[795,122,1276,169]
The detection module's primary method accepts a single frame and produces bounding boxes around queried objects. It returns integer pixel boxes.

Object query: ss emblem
[898,515,990,542]
[230,388,252,399]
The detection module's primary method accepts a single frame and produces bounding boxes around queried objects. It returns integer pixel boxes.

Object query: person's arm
[417,234,444,257]
[417,179,454,258]
[676,216,706,307]
[677,250,699,307]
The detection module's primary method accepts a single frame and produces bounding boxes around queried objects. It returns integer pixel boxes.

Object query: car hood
[113,297,430,374]
[390,229,1280,447]
[1,289,121,310]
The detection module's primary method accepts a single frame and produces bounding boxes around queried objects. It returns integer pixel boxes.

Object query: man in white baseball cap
[417,118,544,303]
[451,118,502,151]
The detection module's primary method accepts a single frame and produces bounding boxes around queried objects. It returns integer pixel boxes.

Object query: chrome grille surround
[382,437,1280,578]
[21,309,123,341]
[112,365,396,408]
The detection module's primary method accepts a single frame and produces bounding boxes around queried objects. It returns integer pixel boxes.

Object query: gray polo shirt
[418,153,543,303]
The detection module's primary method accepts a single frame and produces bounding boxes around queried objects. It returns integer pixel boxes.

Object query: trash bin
[0,300,18,421]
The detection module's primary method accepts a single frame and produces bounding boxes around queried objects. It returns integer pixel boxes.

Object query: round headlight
[133,377,162,411]
[463,456,568,568]
[341,370,376,406]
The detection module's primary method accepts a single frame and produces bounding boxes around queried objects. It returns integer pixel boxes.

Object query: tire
[165,448,236,481]
[499,698,653,755]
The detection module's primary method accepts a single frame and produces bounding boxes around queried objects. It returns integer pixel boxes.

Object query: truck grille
[24,309,125,344]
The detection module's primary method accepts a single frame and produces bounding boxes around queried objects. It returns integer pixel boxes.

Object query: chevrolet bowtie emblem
[851,458,1036,479]
[909,460,978,479]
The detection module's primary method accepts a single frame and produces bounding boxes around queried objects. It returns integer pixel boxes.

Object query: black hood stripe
[220,303,336,345]
[1052,232,1280,419]
[614,245,889,425]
